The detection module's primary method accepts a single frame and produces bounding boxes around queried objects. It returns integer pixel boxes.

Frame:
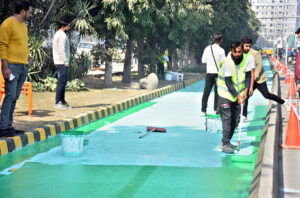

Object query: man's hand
[237,95,244,105]
[1,59,11,79]
[241,89,248,100]
[297,84,300,92]
[249,88,254,96]
[65,63,69,67]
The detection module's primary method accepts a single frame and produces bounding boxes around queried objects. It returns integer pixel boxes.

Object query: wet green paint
[0,92,269,198]
[0,102,156,172]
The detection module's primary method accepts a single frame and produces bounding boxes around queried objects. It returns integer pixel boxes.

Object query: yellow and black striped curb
[0,76,202,156]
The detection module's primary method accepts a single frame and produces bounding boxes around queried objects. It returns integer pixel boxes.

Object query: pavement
[278,63,300,198]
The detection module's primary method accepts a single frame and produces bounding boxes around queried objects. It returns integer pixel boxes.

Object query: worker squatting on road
[217,41,252,154]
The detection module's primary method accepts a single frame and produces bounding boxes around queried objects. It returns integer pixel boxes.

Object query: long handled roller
[139,126,166,139]
[237,104,244,151]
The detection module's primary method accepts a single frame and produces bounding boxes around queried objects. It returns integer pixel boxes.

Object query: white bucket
[165,72,173,81]
[62,134,84,157]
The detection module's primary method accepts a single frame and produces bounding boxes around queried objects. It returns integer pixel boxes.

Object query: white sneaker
[213,110,217,115]
[200,111,206,117]
[241,115,247,122]
[283,99,291,111]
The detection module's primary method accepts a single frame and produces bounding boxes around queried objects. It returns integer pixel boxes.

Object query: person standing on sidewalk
[217,41,251,154]
[241,36,287,120]
[295,28,300,97]
[0,1,32,137]
[201,33,225,116]
[53,20,71,109]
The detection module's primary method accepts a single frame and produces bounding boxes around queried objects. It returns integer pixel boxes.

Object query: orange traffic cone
[282,64,287,74]
[281,107,300,149]
[285,69,290,84]
[287,75,297,99]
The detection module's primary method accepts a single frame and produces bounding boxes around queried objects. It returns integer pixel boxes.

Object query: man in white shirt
[52,19,71,109]
[201,33,225,116]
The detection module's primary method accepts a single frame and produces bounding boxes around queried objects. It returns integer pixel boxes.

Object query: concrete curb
[0,76,202,156]
[249,60,281,198]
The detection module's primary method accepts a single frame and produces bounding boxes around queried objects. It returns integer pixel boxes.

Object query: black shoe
[1,128,17,137]
[8,127,25,134]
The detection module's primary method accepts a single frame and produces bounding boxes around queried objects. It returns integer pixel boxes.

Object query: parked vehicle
[76,42,96,55]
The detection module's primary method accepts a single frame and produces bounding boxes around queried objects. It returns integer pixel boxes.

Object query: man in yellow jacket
[0,1,32,137]
[217,41,251,154]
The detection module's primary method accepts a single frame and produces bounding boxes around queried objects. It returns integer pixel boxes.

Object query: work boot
[222,144,234,154]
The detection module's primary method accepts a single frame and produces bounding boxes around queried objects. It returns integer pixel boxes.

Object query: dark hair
[241,35,252,44]
[213,32,223,43]
[295,28,300,34]
[58,19,71,29]
[15,1,32,14]
[231,41,243,52]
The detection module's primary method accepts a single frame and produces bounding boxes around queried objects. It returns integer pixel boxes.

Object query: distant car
[76,42,96,55]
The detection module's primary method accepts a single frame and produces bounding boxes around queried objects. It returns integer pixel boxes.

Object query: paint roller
[139,126,166,139]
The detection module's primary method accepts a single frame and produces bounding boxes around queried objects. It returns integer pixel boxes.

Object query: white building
[250,0,298,48]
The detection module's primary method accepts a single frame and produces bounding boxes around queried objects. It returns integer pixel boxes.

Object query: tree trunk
[104,38,113,87]
[39,0,56,26]
[122,32,133,83]
[137,38,145,79]
[172,50,179,72]
[167,48,173,71]
[104,57,113,87]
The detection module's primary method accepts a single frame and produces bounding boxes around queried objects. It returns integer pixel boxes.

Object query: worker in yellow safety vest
[217,41,252,154]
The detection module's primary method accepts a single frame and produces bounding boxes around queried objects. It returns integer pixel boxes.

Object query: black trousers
[157,62,165,79]
[243,81,284,117]
[202,73,218,112]
[219,97,241,145]
[55,65,69,104]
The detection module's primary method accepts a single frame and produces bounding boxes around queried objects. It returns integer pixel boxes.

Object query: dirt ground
[7,73,204,131]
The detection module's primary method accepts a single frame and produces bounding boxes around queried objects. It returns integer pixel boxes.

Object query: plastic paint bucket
[61,131,84,157]
[165,72,173,81]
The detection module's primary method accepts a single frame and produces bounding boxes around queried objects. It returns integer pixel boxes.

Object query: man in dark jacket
[295,28,300,97]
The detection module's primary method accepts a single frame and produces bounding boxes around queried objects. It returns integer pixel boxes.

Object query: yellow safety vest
[217,55,247,102]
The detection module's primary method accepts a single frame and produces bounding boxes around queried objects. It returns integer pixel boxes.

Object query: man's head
[231,41,243,59]
[295,28,300,38]
[212,32,223,44]
[241,36,252,54]
[15,1,32,21]
[58,20,71,32]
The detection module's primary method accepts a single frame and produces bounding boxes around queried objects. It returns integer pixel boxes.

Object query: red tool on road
[139,126,167,139]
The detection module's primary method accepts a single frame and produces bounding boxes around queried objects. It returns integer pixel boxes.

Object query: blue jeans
[55,65,69,104]
[0,64,29,130]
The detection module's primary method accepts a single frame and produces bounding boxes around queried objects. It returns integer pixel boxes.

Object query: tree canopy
[0,0,260,86]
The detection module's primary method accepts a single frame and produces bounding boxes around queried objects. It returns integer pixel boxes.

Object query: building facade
[250,0,298,48]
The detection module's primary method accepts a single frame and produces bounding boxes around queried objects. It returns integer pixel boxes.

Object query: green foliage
[32,77,87,92]
[43,77,57,92]
[69,42,92,80]
[28,36,51,82]
[72,0,96,37]
[66,79,88,91]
